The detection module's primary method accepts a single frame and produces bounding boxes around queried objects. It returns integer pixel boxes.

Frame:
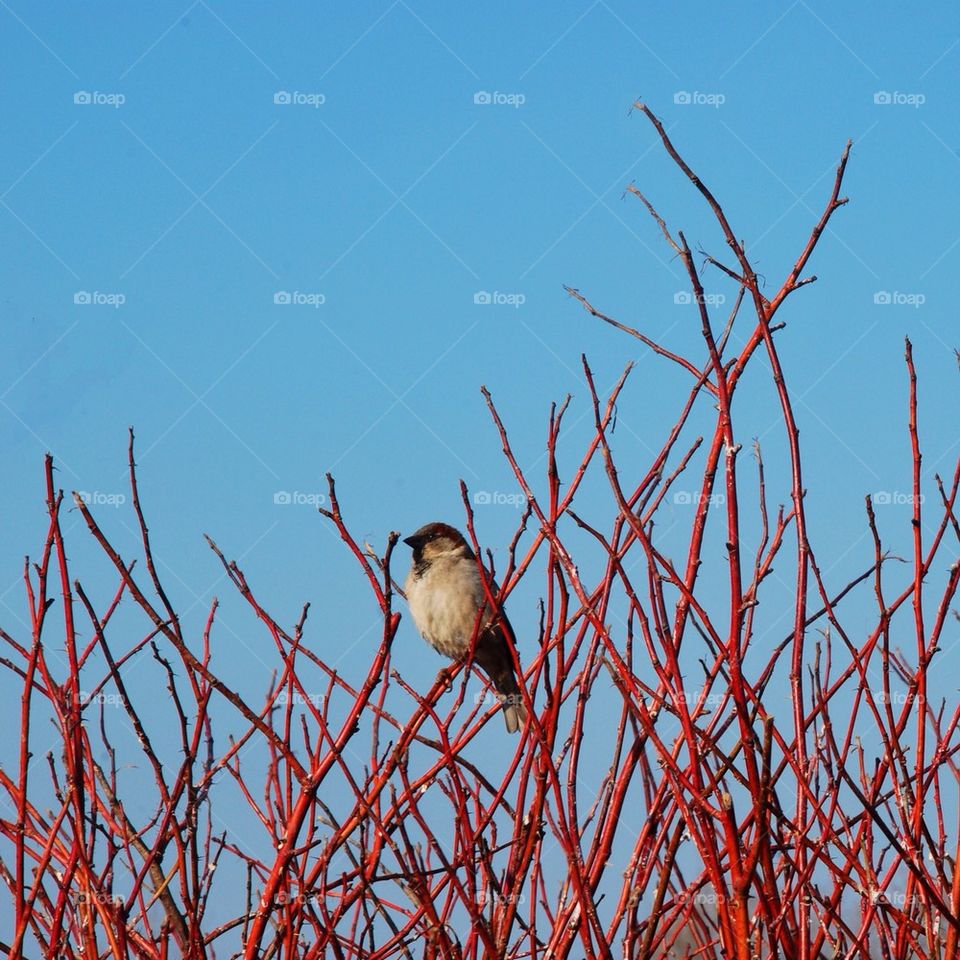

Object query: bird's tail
[474,626,528,734]
[493,671,527,734]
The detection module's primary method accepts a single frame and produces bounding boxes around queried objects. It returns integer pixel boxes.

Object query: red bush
[2,103,958,960]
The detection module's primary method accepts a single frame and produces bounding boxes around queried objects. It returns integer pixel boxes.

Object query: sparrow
[403,522,527,733]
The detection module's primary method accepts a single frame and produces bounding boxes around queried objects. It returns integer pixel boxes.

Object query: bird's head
[403,522,473,563]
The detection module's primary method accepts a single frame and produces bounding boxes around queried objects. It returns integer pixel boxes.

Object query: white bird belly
[405,558,486,659]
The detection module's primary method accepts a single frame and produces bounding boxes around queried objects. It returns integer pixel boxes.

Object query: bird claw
[435,665,457,687]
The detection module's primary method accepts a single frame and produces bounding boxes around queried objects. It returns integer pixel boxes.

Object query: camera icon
[873,491,892,505]
[473,490,492,505]
[673,91,692,105]
[473,291,492,305]
[873,291,891,305]
[273,491,292,505]
[873,91,891,105]
[273,90,292,105]
[73,91,91,105]
[73,291,91,305]
[673,491,693,505]
[473,91,492,105]
[274,291,291,305]
[673,291,692,305]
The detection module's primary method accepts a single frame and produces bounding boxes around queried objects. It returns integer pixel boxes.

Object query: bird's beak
[403,534,419,548]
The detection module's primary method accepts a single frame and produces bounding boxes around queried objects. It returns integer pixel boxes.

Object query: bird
[403,522,527,733]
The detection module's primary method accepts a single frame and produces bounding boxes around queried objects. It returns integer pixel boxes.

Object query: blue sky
[1,0,958,930]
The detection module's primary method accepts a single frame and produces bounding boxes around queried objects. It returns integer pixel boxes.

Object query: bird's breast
[405,558,486,660]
